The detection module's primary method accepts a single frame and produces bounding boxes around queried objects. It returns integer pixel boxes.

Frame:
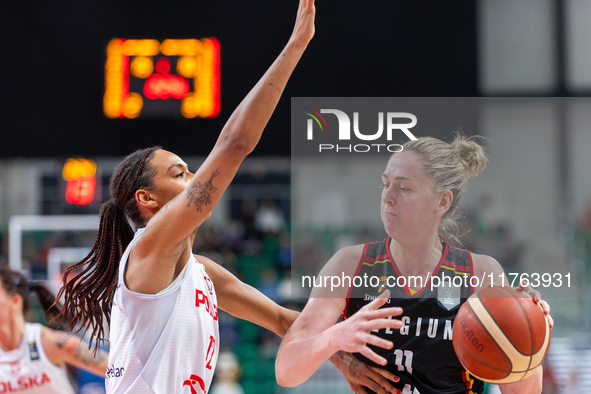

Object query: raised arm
[42,328,108,376]
[127,0,316,294]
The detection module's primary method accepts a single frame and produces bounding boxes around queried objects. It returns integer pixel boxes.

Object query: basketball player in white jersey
[0,268,108,394]
[55,1,405,393]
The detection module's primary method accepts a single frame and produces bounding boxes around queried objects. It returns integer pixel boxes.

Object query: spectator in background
[240,200,260,240]
[255,200,285,236]
[210,351,244,394]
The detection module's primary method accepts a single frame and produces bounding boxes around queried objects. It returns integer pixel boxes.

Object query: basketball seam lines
[468,298,531,373]
[497,287,534,372]
[462,300,513,374]
[455,326,512,376]
[476,289,534,360]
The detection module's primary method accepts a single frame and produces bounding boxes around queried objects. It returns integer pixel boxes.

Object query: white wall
[478,0,556,94]
[567,99,591,217]
[566,0,591,90]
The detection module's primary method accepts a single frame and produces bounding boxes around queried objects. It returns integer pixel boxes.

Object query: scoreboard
[103,38,220,119]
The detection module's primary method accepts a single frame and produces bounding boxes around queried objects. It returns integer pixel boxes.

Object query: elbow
[218,133,256,157]
[275,352,298,387]
[275,365,295,387]
[275,373,288,387]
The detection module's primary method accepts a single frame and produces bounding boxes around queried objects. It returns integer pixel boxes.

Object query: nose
[382,186,396,206]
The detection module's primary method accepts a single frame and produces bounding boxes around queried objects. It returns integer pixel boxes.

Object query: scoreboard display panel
[104,38,221,119]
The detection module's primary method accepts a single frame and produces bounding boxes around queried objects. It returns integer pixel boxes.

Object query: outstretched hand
[289,0,316,49]
[327,290,403,366]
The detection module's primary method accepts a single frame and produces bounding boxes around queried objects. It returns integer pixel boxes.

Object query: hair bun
[451,134,488,178]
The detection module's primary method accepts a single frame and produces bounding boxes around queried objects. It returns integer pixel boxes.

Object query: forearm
[215,40,308,154]
[276,329,338,387]
[278,307,300,338]
[219,281,298,337]
[499,366,542,394]
[68,343,109,376]
[46,330,108,377]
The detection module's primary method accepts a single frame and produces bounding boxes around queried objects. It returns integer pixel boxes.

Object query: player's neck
[0,316,25,352]
[389,234,442,276]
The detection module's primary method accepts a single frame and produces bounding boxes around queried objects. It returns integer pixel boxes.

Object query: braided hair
[55,146,161,351]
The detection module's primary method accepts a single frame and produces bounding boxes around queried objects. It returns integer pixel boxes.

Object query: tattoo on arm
[186,169,220,212]
[55,333,69,349]
[56,333,108,368]
[158,203,169,215]
[74,345,108,367]
[268,82,281,92]
[276,51,286,64]
[268,83,282,92]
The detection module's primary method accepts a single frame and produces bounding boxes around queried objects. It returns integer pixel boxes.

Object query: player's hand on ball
[517,280,554,328]
[327,290,403,366]
[289,0,315,49]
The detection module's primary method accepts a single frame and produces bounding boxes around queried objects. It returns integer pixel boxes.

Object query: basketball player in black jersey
[276,135,553,394]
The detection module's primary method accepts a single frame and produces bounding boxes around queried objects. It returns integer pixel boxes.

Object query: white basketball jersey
[107,228,220,393]
[0,323,75,394]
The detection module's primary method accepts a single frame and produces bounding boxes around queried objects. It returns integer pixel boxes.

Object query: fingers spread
[360,334,393,350]
[364,318,403,332]
[365,307,403,319]
[358,346,388,367]
[361,379,389,394]
[363,290,391,311]
[368,365,400,383]
[363,367,397,391]
[353,385,369,394]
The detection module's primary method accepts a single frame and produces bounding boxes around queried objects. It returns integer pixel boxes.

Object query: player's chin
[382,221,399,238]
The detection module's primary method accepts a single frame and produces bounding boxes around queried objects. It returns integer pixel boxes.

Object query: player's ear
[435,190,453,217]
[11,293,23,313]
[135,189,158,208]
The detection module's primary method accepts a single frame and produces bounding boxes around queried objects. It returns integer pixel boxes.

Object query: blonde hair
[399,134,488,244]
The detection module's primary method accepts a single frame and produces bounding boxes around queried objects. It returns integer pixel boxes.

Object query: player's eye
[175,172,185,178]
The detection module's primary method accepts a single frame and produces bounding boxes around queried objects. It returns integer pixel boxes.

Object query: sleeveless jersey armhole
[342,243,369,319]
[468,250,476,296]
[157,256,191,295]
[117,228,193,301]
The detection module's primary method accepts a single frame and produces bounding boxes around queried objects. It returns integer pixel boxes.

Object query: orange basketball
[452,286,551,384]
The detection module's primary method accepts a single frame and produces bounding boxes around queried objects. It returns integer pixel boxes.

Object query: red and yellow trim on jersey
[362,254,390,267]
[363,258,390,267]
[440,264,470,276]
[462,371,478,394]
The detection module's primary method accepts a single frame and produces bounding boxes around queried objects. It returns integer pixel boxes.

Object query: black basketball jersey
[343,237,484,394]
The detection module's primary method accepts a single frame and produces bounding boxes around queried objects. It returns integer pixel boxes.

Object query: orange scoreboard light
[104,38,221,119]
[62,158,97,205]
